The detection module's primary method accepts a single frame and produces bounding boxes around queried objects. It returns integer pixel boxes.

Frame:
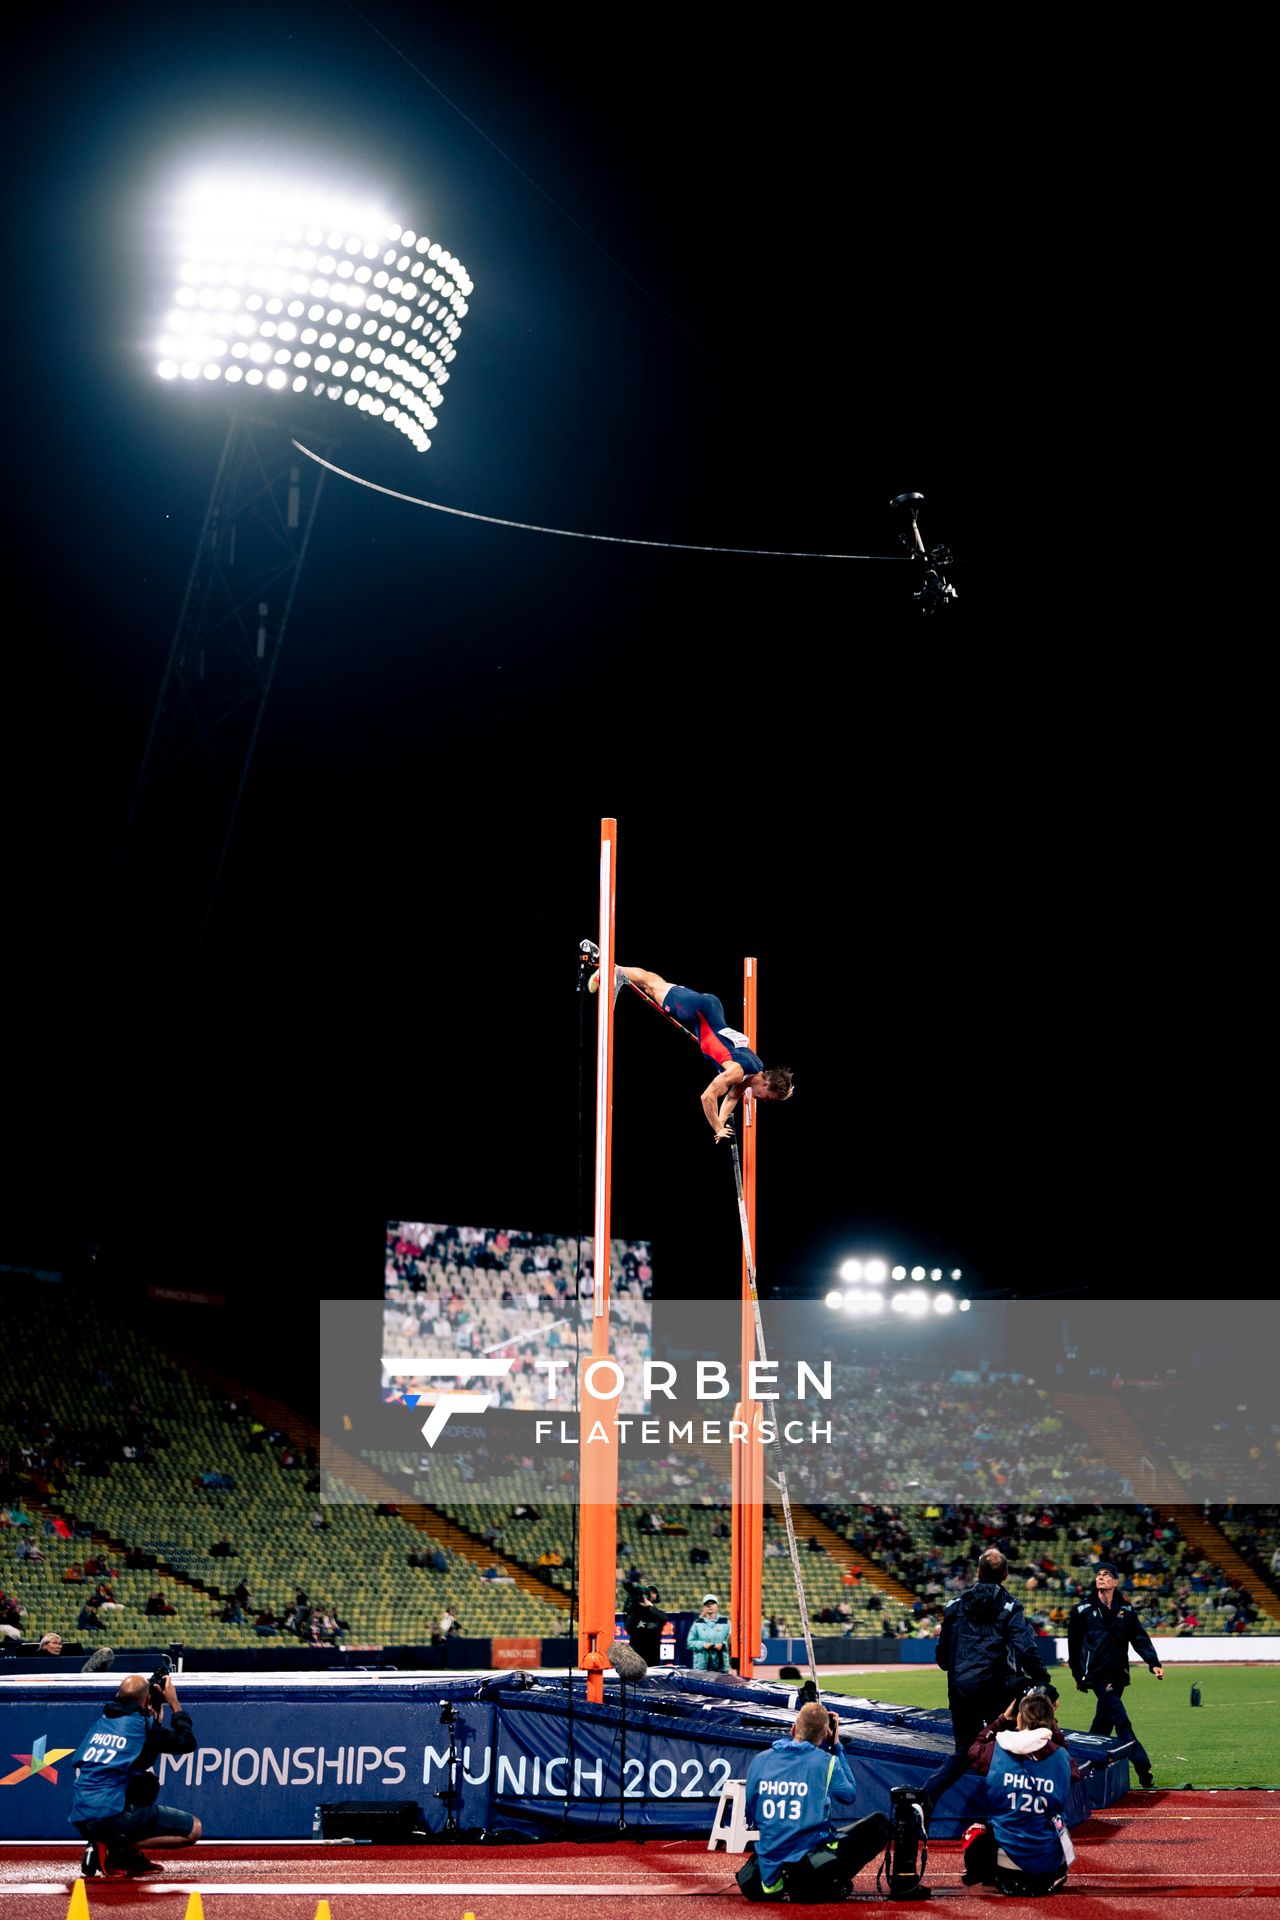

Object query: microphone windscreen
[608,1639,649,1681]
[81,1646,115,1673]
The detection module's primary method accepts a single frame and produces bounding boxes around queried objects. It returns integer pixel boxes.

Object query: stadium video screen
[381,1219,653,1414]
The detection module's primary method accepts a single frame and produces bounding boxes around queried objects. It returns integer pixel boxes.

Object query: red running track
[3,1794,1279,1919]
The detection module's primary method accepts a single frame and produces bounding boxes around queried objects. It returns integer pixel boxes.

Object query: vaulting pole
[579,818,619,1702]
[732,957,765,1678]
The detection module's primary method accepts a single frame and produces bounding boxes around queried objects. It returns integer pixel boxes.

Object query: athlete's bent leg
[613,966,671,1004]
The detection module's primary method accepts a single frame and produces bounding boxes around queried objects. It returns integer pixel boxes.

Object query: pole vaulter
[579,938,818,1687]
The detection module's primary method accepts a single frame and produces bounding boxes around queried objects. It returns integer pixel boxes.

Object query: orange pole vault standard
[579,818,619,1702]
[731,956,765,1678]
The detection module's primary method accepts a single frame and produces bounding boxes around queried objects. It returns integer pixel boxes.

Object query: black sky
[5,0,1193,1370]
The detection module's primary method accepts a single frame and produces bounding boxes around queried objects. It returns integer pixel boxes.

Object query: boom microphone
[81,1646,115,1673]
[608,1640,649,1682]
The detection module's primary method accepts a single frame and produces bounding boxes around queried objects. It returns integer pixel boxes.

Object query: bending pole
[728,1131,819,1686]
[578,819,620,1703]
[600,956,813,1680]
[731,956,764,1680]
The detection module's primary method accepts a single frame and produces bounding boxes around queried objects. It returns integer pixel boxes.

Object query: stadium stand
[0,1304,564,1648]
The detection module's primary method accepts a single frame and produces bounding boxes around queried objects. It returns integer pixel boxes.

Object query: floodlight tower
[121,173,474,946]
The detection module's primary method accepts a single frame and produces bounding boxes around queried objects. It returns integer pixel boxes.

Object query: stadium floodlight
[154,171,474,454]
[905,1291,929,1317]
[930,1268,942,1281]
[825,1290,844,1310]
[934,1294,954,1314]
[958,1299,971,1311]
[862,1290,883,1313]
[844,1289,866,1313]
[890,1292,909,1313]
[951,1268,962,1280]
[910,1265,926,1281]
[891,1265,906,1281]
[839,1259,864,1283]
[864,1259,888,1285]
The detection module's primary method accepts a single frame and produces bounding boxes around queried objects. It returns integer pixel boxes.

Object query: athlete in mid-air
[582,944,793,1142]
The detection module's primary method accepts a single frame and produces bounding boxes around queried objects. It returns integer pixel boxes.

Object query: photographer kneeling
[688,1594,732,1673]
[738,1704,891,1903]
[68,1670,200,1879]
[960,1693,1074,1897]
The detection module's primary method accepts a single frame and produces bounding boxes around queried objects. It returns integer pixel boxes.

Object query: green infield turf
[821,1665,1280,1788]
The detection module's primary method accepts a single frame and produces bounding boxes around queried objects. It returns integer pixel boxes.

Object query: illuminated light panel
[153,172,474,451]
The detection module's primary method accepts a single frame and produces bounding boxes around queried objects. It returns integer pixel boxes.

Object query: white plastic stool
[707,1779,759,1853]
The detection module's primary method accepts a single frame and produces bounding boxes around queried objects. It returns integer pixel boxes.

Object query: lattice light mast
[122,173,476,946]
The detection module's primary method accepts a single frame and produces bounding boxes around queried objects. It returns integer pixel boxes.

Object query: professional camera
[147,1657,174,1715]
[1019,1681,1060,1707]
[878,1785,930,1901]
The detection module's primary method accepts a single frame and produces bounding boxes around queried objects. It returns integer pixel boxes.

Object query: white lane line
[139,1882,714,1896]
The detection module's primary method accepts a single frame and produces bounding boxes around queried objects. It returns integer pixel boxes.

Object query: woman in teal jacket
[688,1594,732,1672]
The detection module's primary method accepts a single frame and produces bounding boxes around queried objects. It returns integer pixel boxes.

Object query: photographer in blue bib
[68,1665,200,1879]
[958,1690,1075,1896]
[736,1702,891,1903]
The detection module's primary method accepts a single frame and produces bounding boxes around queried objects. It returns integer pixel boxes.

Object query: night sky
[6,2,1193,1391]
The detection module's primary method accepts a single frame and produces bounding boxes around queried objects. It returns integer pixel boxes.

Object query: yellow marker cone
[65,1880,91,1920]
[183,1894,205,1920]
[314,1904,333,1920]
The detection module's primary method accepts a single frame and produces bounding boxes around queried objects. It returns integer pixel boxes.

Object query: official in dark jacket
[68,1672,200,1879]
[1067,1563,1163,1787]
[936,1549,1050,1753]
[624,1586,668,1665]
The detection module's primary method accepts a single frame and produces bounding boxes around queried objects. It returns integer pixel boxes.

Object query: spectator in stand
[39,1633,64,1656]
[144,1595,177,1618]
[17,1538,45,1564]
[0,1593,28,1641]
[209,1539,233,1558]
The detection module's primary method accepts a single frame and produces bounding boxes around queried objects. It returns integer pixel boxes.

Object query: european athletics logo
[1,1734,75,1787]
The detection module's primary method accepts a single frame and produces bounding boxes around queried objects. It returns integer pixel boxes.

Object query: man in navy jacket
[1067,1564,1163,1788]
[68,1672,200,1879]
[937,1549,1050,1752]
[738,1703,890,1902]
